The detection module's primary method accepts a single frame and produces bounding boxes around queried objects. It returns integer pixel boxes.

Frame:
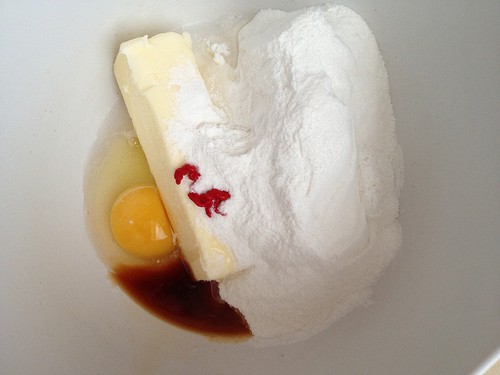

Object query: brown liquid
[112,253,251,338]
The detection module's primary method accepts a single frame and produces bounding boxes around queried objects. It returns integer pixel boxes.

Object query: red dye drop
[174,164,231,217]
[174,164,200,185]
[188,189,231,217]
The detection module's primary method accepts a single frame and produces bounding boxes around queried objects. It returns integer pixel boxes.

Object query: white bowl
[1,1,498,374]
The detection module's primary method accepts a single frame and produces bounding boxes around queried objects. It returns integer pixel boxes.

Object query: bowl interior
[1,1,498,374]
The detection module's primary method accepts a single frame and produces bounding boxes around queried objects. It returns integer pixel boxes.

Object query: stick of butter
[113,33,236,280]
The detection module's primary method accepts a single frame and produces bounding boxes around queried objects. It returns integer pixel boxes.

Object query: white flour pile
[170,4,403,344]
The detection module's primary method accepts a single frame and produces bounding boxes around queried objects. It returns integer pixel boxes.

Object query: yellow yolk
[110,185,175,259]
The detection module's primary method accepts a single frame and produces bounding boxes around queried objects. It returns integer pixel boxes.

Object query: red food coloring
[174,164,231,218]
[174,164,200,185]
[188,189,231,217]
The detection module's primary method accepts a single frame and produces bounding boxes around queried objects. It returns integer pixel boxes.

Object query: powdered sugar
[169,4,403,344]
[208,42,229,65]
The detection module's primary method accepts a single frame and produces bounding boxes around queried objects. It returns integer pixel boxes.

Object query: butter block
[114,32,236,280]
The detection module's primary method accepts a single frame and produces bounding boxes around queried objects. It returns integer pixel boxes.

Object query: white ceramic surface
[1,1,499,374]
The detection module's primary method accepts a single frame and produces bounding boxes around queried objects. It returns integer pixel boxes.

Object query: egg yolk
[110,185,175,259]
